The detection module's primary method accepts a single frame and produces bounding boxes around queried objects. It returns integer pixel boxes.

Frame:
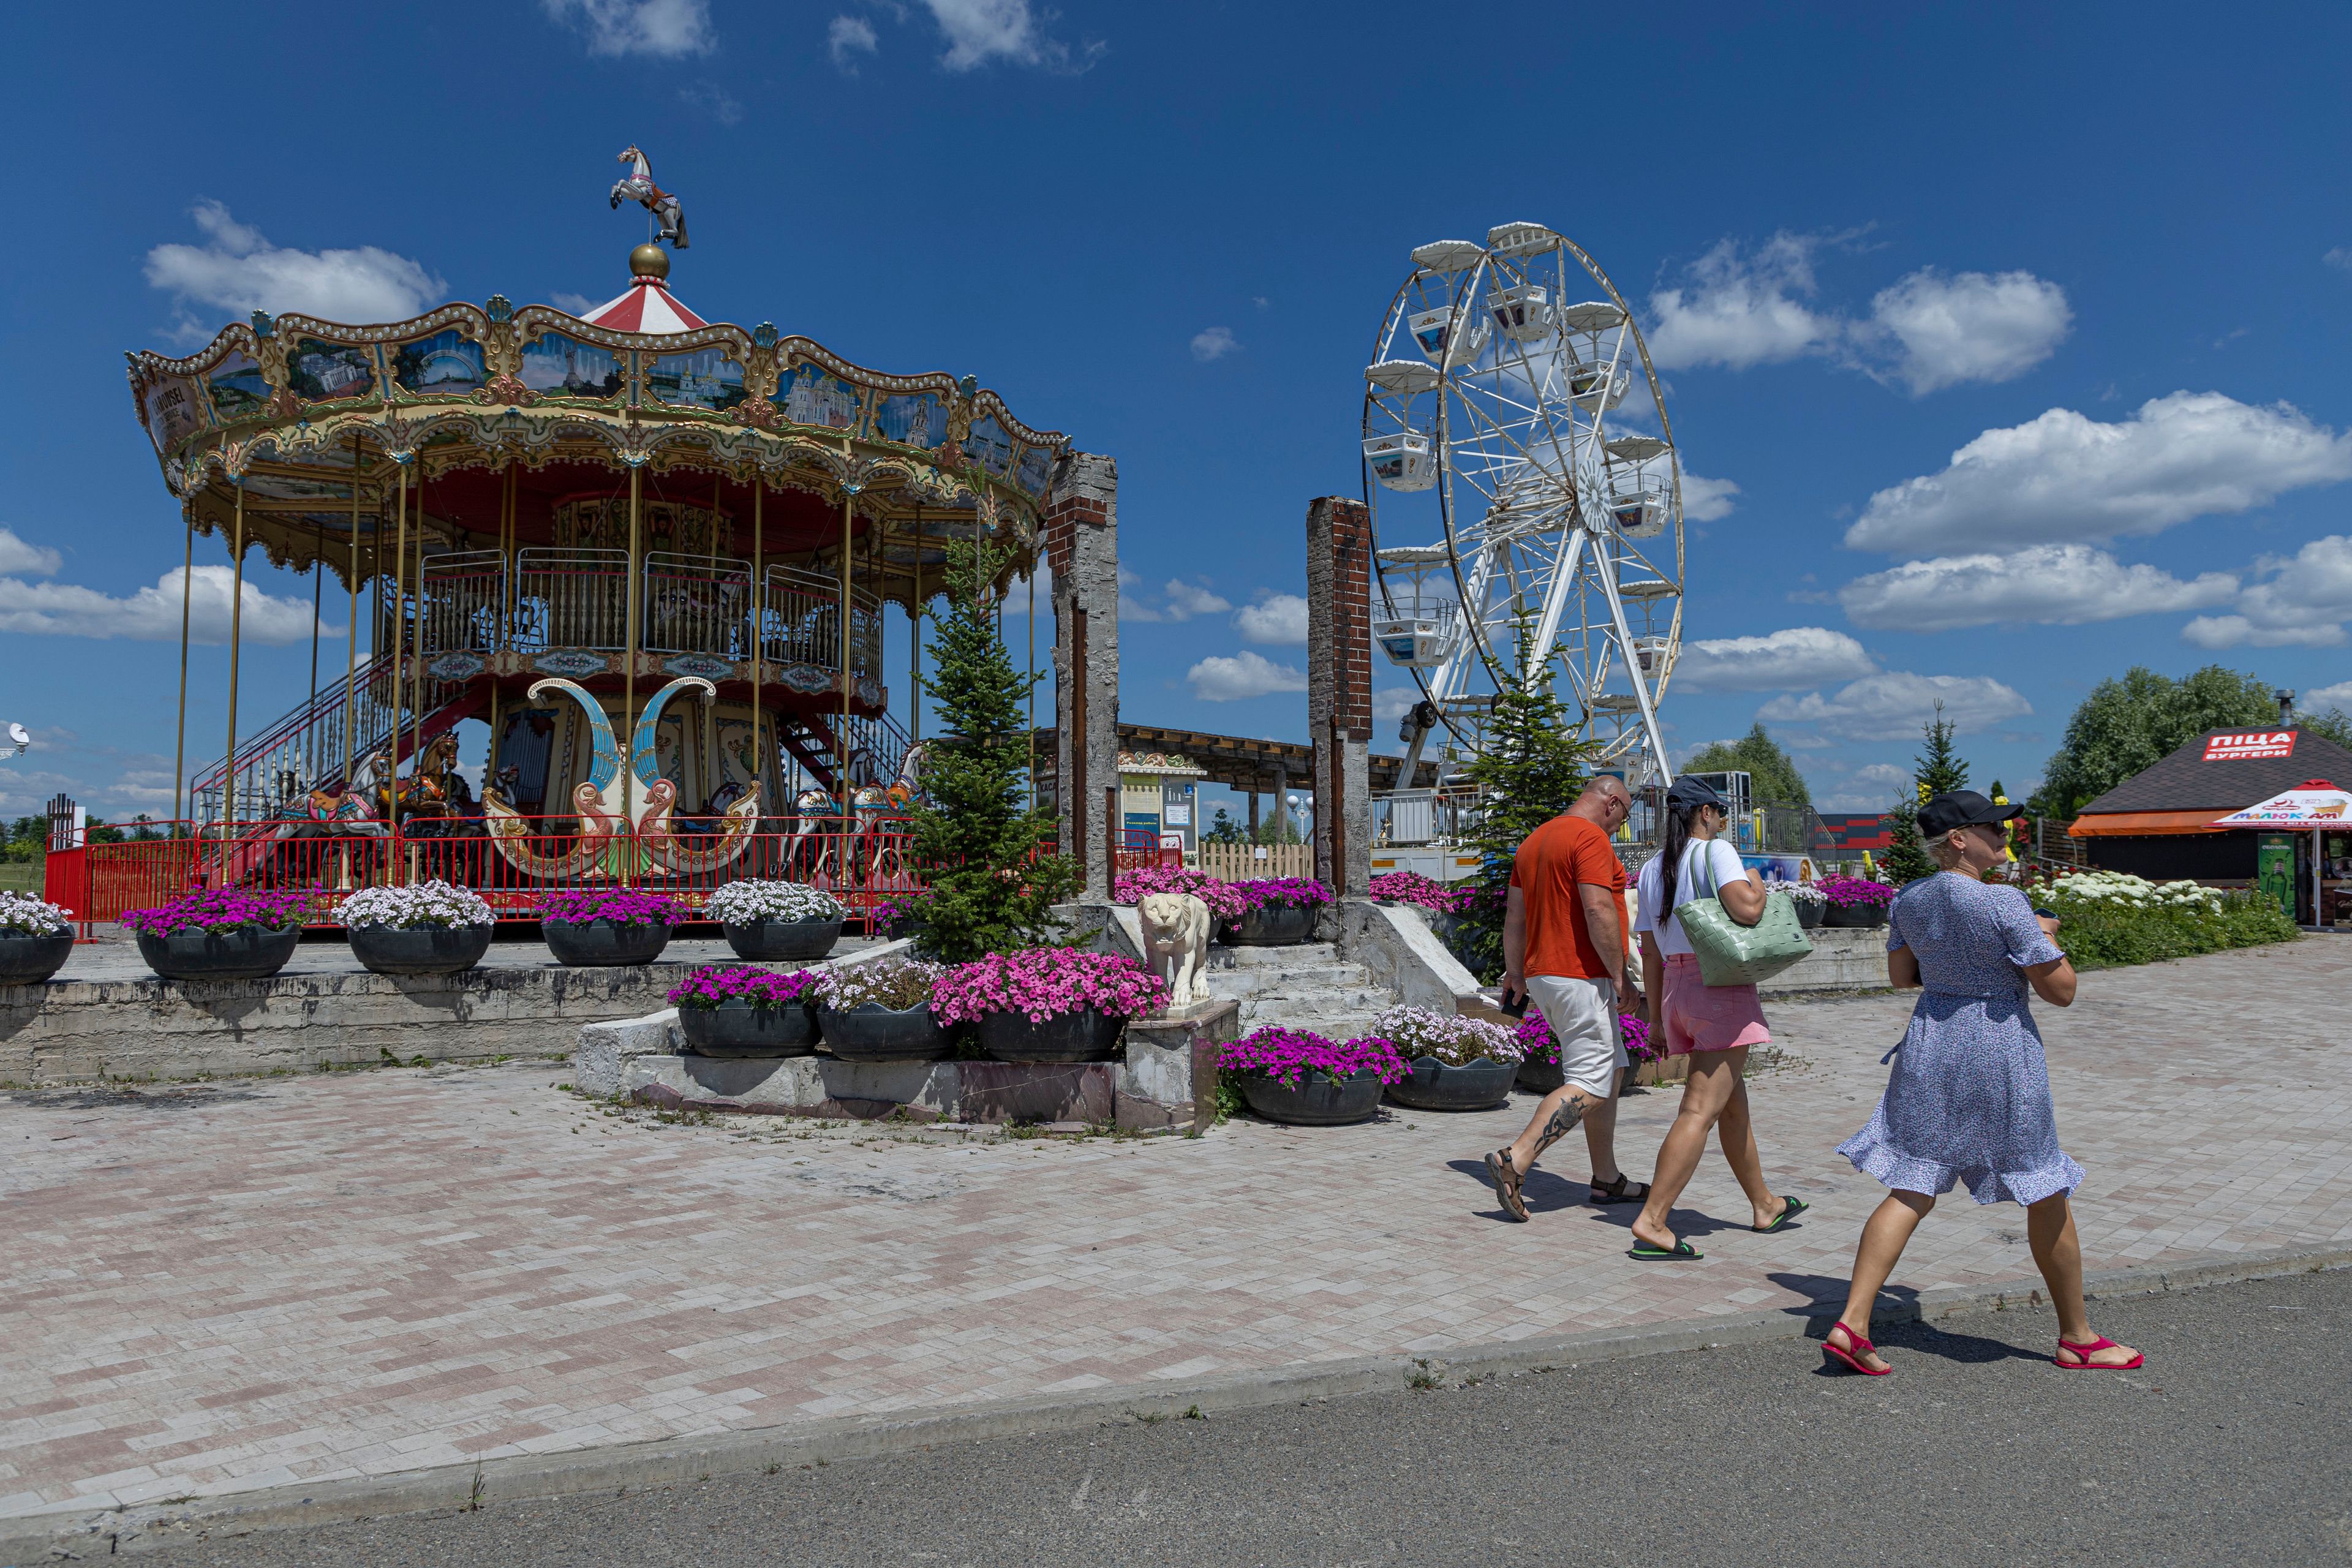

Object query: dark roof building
[1817,812,1895,852]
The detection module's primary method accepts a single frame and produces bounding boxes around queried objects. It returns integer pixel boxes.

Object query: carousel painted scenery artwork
[521,333,625,399]
[392,331,488,398]
[644,345,746,413]
[205,352,270,422]
[290,339,375,402]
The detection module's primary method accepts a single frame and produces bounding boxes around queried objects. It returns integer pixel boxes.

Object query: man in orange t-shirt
[1482,775,1647,1222]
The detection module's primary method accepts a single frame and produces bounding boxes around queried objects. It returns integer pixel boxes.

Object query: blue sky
[3,1,2350,826]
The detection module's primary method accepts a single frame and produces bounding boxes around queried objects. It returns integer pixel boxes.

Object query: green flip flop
[1627,1238,1703,1261]
[1754,1196,1808,1234]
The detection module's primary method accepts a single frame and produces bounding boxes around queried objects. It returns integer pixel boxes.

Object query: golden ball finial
[629,243,671,281]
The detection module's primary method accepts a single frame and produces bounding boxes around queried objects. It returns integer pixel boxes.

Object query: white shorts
[1527,973,1626,1099]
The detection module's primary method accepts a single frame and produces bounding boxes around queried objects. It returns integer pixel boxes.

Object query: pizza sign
[2203,731,2297,761]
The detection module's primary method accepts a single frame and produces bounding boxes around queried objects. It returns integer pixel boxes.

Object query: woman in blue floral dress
[1823,792,2143,1377]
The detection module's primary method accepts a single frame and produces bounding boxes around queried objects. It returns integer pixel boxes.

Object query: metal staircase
[778,710,914,796]
[188,653,476,826]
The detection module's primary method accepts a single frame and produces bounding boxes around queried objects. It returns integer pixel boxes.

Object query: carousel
[123,149,1067,916]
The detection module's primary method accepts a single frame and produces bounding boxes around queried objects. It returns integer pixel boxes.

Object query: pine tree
[1880,703,1970,885]
[1454,614,1596,980]
[900,532,1076,963]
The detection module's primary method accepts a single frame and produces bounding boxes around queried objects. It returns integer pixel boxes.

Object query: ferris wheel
[1361,221,1683,789]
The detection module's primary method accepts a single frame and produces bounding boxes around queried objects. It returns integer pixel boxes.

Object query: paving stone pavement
[2,938,2346,1518]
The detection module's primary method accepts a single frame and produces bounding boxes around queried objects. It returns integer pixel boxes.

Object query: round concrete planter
[1822,903,1890,929]
[1384,1055,1517,1112]
[1233,1066,1385,1126]
[679,999,819,1057]
[346,924,493,977]
[976,1006,1125,1063]
[136,924,303,982]
[1514,1057,1566,1095]
[543,919,672,967]
[0,930,75,986]
[1221,904,1315,947]
[1792,900,1825,930]
[817,1002,951,1062]
[723,918,843,963]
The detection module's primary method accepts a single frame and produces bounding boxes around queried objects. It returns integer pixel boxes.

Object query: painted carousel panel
[964,414,1015,477]
[872,390,948,451]
[391,330,489,399]
[643,345,747,413]
[205,351,271,423]
[290,339,379,404]
[520,333,626,401]
[141,375,211,455]
[1012,443,1053,498]
[779,363,865,431]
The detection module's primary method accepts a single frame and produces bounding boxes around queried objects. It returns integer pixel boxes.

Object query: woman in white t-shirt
[1622,775,1804,1261]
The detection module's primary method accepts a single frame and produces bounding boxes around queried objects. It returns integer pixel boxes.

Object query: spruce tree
[1454,614,1596,980]
[902,532,1076,962]
[1880,703,1969,885]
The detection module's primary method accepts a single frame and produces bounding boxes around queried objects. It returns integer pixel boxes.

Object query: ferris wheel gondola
[1360,221,1684,791]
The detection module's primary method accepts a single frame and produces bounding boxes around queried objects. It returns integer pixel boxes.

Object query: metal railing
[644,551,753,658]
[514,548,630,653]
[419,551,506,655]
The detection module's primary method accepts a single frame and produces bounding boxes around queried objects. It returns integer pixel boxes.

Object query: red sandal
[1822,1322,1890,1377]
[2055,1335,2143,1370]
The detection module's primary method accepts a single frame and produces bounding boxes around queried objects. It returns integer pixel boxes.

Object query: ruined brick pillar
[1045,452,1120,901]
[1307,496,1371,898]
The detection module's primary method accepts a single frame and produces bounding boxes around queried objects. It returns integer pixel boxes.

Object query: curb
[9,1242,2346,1560]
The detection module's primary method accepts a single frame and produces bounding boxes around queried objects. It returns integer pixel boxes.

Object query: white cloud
[1819,762,1914,813]
[146,202,444,327]
[1163,580,1232,620]
[1845,391,2352,555]
[0,565,334,645]
[677,80,742,123]
[2180,533,2352,649]
[1235,592,1309,645]
[1648,233,1837,372]
[549,291,597,315]
[2301,679,2352,712]
[1648,235,2068,395]
[1372,688,1420,722]
[1191,326,1239,362]
[2327,247,2352,274]
[1856,268,2072,395]
[1673,627,1876,692]
[1840,545,2238,632]
[541,0,712,56]
[1678,471,1740,523]
[0,527,61,578]
[1187,649,1308,701]
[829,13,878,70]
[1757,671,2030,742]
[922,0,1104,73]
[1000,559,1053,616]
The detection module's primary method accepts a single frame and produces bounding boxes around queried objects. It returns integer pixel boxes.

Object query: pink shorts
[1659,953,1771,1057]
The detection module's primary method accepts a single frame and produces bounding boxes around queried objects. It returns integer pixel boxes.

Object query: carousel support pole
[172,501,193,827]
[838,490,852,778]
[911,549,922,747]
[223,478,247,836]
[388,464,409,880]
[624,463,643,878]
[752,482,764,818]
[704,474,722,809]
[344,437,360,793]
[409,478,425,827]
[1027,545,1036,807]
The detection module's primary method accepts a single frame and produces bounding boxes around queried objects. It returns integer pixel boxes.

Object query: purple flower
[666,964,822,1011]
[1112,865,1250,920]
[1514,1006,1658,1065]
[1368,872,1474,914]
[1815,874,1896,908]
[123,886,316,937]
[1218,1026,1407,1088]
[1225,877,1335,913]
[930,947,1170,1027]
[537,888,690,927]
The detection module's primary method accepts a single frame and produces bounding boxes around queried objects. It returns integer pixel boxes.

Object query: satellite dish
[5,723,26,756]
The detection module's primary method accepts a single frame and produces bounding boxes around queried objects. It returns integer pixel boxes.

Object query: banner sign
[2204,731,2297,761]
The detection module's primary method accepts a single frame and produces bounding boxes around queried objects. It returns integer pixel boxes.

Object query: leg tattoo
[1528,1094,1587,1162]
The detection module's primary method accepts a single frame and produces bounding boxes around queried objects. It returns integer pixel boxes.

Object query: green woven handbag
[1673,844,1814,987]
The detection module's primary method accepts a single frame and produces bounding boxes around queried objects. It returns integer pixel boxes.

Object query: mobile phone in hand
[2034,907,2059,921]
[1498,988,1529,1017]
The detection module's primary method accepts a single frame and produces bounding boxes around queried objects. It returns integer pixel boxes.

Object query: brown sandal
[1484,1148,1529,1221]
[1589,1173,1651,1205]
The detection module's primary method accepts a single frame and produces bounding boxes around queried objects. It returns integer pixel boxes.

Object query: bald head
[1567,773,1632,830]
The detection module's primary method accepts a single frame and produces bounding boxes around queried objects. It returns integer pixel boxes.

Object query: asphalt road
[143,1268,2352,1568]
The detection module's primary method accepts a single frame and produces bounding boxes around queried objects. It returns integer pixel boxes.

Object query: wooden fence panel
[1197,843,1313,881]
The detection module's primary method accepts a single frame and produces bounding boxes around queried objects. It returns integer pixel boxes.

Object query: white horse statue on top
[610,146,688,248]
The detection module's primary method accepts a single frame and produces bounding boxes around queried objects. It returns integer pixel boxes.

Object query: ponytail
[1658,801,1700,916]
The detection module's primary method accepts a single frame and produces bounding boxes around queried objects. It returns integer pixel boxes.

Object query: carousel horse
[610,145,688,248]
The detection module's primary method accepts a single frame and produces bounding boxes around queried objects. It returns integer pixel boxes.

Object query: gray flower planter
[1221,904,1316,947]
[976,1006,1125,1063]
[679,999,819,1057]
[723,917,844,963]
[347,924,493,977]
[1823,903,1890,929]
[543,918,672,967]
[1793,901,1825,930]
[1515,1058,1566,1095]
[136,924,303,982]
[1234,1066,1385,1126]
[0,930,75,986]
[1385,1055,1517,1112]
[817,1001,951,1062]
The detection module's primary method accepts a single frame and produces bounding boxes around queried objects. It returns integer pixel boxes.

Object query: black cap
[1918,790,2023,840]
[1666,775,1725,811]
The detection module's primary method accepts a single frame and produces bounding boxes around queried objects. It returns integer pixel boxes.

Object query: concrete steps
[1200,940,1393,1041]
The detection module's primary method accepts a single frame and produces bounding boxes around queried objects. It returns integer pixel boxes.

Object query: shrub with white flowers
[0,891,74,937]
[1783,883,1828,905]
[1366,1003,1524,1067]
[705,880,843,925]
[2027,870,2222,912]
[816,957,943,1012]
[336,880,495,930]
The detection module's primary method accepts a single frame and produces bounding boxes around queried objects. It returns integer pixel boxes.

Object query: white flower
[706,880,843,924]
[817,957,941,1011]
[1368,1003,1523,1066]
[336,880,494,930]
[0,891,74,937]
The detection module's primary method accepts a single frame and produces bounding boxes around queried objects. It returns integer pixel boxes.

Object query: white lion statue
[1137,892,1212,1011]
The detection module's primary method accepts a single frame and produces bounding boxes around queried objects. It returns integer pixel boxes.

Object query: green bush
[2049,889,2297,971]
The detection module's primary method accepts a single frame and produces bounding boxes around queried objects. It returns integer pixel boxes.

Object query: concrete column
[1045,451,1120,900]
[1307,496,1372,896]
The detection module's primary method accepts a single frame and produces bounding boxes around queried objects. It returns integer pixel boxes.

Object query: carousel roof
[582,251,708,333]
